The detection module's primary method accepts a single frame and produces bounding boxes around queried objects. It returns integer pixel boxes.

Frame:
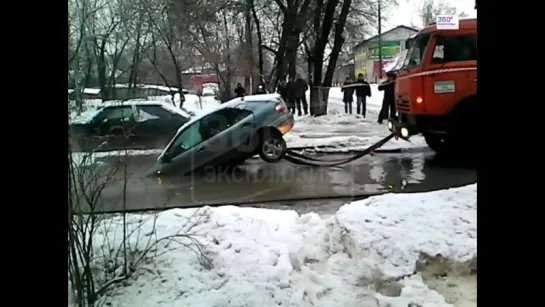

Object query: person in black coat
[277,81,288,100]
[285,78,298,114]
[295,75,309,115]
[340,77,355,114]
[377,71,397,124]
[354,73,372,117]
[234,83,246,98]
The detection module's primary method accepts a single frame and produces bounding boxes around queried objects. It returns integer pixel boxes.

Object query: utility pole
[378,0,383,80]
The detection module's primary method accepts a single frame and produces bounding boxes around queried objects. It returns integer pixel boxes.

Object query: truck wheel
[424,134,446,153]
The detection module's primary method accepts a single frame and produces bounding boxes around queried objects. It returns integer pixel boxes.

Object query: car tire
[258,134,287,163]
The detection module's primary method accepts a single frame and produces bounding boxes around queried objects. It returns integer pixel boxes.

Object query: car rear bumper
[277,114,294,135]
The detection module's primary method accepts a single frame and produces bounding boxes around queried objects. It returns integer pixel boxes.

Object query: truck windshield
[402,33,431,70]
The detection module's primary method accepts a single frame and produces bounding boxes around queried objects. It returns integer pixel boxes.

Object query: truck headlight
[401,127,409,138]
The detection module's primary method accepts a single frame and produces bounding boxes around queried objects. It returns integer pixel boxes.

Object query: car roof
[175,93,281,132]
[101,100,191,118]
[71,100,191,125]
[157,93,282,161]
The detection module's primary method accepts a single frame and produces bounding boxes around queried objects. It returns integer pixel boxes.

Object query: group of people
[276,76,309,116]
[233,76,309,116]
[341,71,397,124]
[232,71,398,124]
[234,82,267,98]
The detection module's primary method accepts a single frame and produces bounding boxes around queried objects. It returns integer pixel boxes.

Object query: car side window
[135,105,172,122]
[167,121,203,158]
[200,108,252,139]
[96,106,134,123]
[431,35,477,64]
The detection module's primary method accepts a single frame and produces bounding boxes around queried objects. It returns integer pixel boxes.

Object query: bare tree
[144,0,190,106]
[67,113,211,306]
[419,0,469,27]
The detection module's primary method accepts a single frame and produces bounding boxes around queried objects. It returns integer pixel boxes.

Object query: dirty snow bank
[288,109,426,151]
[94,184,476,307]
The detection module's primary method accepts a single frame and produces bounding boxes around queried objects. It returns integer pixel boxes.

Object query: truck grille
[396,99,410,113]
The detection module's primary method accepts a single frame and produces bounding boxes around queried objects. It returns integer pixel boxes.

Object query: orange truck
[389,18,477,153]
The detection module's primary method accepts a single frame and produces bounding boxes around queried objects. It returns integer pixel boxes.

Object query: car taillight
[275,102,287,114]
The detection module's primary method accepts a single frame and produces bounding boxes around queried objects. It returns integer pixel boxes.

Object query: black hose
[287,146,404,154]
[284,134,394,167]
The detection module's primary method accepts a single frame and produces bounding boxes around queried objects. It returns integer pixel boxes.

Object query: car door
[92,106,136,150]
[132,104,189,149]
[159,119,207,175]
[199,107,255,164]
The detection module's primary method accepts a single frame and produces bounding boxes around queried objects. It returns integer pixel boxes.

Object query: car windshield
[70,107,103,124]
[402,33,431,70]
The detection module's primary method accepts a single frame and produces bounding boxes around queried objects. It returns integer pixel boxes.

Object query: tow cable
[283,134,394,167]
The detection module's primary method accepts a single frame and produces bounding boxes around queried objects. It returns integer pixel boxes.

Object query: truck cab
[389,18,477,153]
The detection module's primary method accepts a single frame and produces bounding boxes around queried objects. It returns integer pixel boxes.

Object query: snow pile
[150,94,221,116]
[288,108,426,151]
[288,86,426,151]
[94,184,476,307]
[296,110,366,126]
[285,133,426,151]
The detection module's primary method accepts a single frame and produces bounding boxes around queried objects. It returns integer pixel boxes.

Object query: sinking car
[69,100,191,152]
[152,93,294,176]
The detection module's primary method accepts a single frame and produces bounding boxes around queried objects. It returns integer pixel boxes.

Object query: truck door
[396,33,430,115]
[421,33,477,115]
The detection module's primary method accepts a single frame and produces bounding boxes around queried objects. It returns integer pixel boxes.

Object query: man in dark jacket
[285,78,297,114]
[295,75,309,116]
[277,81,288,100]
[354,73,372,117]
[234,83,246,98]
[377,71,397,124]
[340,77,355,114]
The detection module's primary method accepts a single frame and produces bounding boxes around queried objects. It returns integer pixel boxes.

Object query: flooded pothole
[416,253,477,307]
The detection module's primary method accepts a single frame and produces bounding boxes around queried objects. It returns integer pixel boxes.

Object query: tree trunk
[250,1,265,80]
[96,39,109,101]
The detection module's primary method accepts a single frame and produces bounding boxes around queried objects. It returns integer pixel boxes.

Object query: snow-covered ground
[91,184,476,307]
[285,85,426,151]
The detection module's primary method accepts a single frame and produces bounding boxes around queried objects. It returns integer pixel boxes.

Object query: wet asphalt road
[88,147,477,214]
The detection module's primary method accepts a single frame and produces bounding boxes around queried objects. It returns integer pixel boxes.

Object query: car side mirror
[161,154,172,164]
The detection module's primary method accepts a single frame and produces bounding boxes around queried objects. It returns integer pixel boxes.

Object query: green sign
[368,41,402,59]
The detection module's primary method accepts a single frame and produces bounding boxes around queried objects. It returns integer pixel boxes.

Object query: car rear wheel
[258,135,287,163]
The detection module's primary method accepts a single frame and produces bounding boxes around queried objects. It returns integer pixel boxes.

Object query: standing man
[295,74,309,116]
[377,71,397,124]
[285,78,297,114]
[277,80,293,112]
[234,83,246,98]
[354,73,372,117]
[340,77,355,114]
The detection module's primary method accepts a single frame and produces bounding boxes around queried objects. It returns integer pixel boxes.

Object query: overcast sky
[383,0,477,30]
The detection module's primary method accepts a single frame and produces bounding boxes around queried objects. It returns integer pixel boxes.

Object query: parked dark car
[69,101,191,152]
[151,93,295,176]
